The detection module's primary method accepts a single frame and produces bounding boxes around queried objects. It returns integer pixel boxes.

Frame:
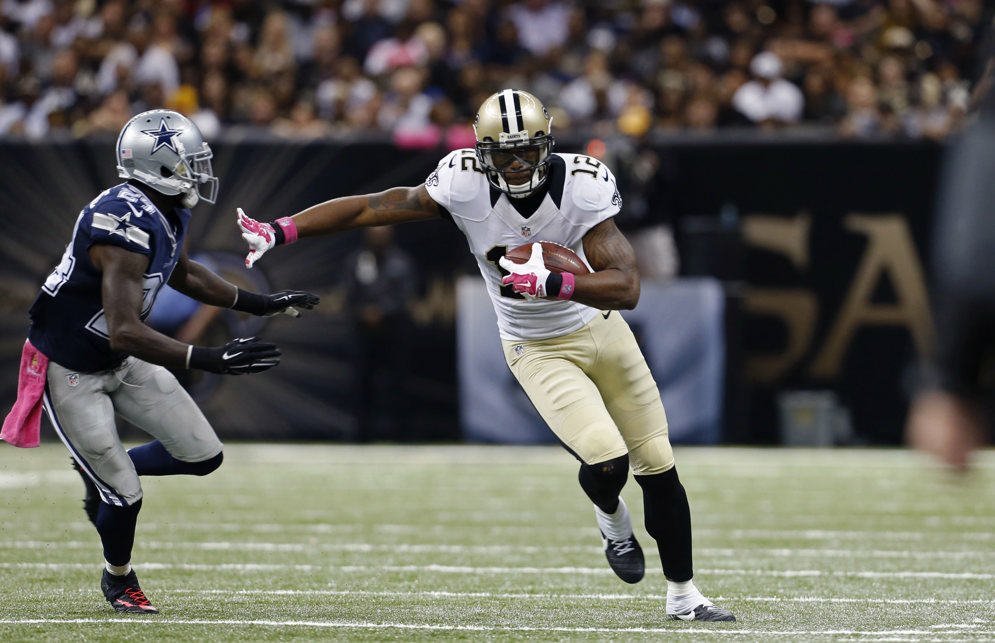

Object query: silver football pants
[44,357,223,506]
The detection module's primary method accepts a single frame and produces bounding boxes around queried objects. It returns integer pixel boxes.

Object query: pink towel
[1,340,49,448]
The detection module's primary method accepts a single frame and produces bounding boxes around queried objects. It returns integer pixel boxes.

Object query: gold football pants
[503,311,675,474]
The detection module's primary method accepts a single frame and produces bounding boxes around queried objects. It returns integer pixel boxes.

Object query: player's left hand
[499,242,551,300]
[261,290,320,318]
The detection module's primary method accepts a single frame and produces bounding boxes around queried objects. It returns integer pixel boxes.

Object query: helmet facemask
[170,140,218,208]
[476,134,554,197]
[474,89,555,198]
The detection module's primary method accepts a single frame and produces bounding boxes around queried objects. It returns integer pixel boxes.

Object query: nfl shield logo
[514,345,525,357]
[521,226,531,237]
[67,373,80,387]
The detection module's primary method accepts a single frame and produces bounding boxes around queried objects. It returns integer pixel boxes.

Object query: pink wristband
[275,217,298,244]
[556,272,576,300]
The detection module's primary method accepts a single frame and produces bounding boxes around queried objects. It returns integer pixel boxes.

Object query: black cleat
[601,531,645,584]
[101,570,159,614]
[70,457,99,526]
[668,603,737,622]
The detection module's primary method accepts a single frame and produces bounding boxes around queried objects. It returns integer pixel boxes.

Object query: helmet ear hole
[159,166,172,178]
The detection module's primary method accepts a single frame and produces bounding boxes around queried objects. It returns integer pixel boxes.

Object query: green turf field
[0,443,992,641]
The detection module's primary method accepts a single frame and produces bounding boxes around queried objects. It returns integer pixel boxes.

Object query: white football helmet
[116,109,218,208]
[474,89,554,198]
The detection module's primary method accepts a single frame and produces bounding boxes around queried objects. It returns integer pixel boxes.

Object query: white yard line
[161,589,995,606]
[86,522,993,542]
[1,540,992,562]
[3,561,994,580]
[0,618,990,637]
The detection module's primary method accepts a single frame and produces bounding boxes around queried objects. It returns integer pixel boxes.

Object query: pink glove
[237,208,275,269]
[237,208,299,269]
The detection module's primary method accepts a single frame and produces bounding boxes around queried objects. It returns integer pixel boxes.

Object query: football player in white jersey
[237,89,736,622]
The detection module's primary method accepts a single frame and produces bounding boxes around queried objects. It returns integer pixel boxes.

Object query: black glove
[232,288,320,318]
[187,337,281,374]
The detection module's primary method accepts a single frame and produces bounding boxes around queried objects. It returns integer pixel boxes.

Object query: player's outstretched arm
[237,185,442,268]
[170,251,319,318]
[90,244,281,374]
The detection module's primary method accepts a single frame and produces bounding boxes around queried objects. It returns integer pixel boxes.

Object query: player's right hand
[188,337,281,374]
[237,208,275,269]
[499,242,552,300]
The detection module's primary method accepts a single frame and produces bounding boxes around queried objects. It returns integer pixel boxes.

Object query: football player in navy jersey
[237,90,735,622]
[21,109,318,614]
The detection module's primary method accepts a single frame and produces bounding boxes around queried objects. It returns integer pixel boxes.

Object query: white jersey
[425,149,622,341]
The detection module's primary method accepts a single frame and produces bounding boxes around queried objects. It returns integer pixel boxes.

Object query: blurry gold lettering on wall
[744,289,818,381]
[742,212,934,383]
[741,212,811,270]
[809,215,934,378]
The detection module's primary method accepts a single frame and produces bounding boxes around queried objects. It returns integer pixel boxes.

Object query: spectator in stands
[0,75,41,136]
[0,15,20,78]
[271,95,334,139]
[904,72,965,140]
[315,56,378,129]
[30,47,80,134]
[84,88,131,135]
[801,62,847,125]
[298,24,342,91]
[168,84,221,140]
[559,50,620,128]
[341,0,393,63]
[731,51,805,128]
[198,69,231,130]
[250,9,296,82]
[838,75,887,138]
[505,0,572,60]
[363,17,428,78]
[876,54,911,118]
[378,64,434,140]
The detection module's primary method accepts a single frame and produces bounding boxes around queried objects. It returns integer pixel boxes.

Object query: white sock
[667,580,696,595]
[594,498,633,542]
[105,561,132,576]
[666,579,714,613]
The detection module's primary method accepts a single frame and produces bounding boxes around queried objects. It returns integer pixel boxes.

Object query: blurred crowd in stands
[0,0,989,144]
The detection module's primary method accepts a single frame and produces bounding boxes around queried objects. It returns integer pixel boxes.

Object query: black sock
[96,499,142,567]
[635,467,693,582]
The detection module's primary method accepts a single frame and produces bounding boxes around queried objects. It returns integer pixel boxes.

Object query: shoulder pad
[86,189,161,252]
[569,155,622,215]
[426,148,488,209]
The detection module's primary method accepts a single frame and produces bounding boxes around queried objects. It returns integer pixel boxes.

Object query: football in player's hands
[505,241,591,275]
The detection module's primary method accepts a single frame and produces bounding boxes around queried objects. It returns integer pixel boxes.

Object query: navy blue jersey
[28,183,191,372]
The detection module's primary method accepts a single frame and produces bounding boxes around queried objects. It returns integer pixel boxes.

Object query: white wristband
[185,345,193,369]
